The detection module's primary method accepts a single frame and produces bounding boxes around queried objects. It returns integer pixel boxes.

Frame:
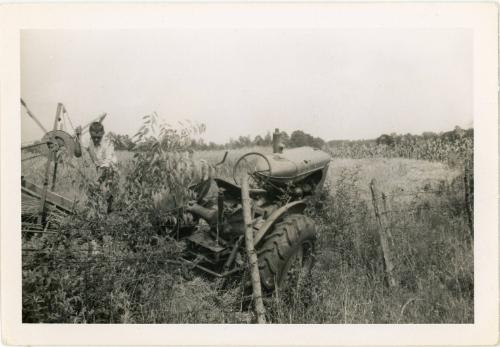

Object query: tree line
[108,129,326,151]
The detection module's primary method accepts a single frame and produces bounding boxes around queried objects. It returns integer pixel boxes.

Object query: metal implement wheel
[40,130,76,158]
[233,152,272,187]
[256,214,316,292]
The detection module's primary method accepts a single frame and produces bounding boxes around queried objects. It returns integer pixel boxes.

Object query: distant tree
[263,132,272,146]
[289,130,325,148]
[311,136,325,148]
[237,135,252,148]
[442,126,465,143]
[279,131,290,147]
[376,134,395,147]
[228,138,237,148]
[289,130,308,147]
[194,138,208,150]
[253,135,264,146]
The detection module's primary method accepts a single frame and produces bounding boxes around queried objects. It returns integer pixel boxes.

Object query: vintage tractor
[177,132,331,292]
[21,100,331,293]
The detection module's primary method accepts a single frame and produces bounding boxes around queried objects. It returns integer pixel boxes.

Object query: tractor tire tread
[257,214,316,291]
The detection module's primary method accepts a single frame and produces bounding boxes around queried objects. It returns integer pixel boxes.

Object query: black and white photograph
[1,3,498,345]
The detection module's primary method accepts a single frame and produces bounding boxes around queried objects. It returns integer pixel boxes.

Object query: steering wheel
[233,152,272,188]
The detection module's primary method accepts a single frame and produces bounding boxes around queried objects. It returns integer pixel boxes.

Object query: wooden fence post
[380,192,394,244]
[464,164,474,240]
[241,174,266,324]
[370,179,397,288]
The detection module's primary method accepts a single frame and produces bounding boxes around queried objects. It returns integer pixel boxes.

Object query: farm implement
[21,99,105,227]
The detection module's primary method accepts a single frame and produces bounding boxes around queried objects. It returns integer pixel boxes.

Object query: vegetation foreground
[22,126,473,324]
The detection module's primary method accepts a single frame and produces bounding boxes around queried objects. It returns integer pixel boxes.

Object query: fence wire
[22,175,472,283]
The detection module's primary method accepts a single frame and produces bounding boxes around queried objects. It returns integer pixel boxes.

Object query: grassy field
[21,146,473,323]
[296,157,472,323]
[22,149,461,210]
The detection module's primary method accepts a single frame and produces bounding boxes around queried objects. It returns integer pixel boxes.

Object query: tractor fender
[253,200,307,246]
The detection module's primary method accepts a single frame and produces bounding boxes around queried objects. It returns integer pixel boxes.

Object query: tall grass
[22,141,472,323]
[265,165,472,323]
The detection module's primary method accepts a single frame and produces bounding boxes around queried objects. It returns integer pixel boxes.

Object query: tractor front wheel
[257,214,316,293]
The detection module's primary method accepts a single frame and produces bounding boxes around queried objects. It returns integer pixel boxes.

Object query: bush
[22,113,239,323]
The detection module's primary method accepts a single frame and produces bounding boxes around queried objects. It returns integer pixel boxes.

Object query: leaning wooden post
[380,192,394,245]
[241,173,266,323]
[464,163,474,240]
[370,179,397,288]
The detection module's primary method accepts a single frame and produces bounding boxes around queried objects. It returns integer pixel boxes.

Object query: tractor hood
[256,146,331,183]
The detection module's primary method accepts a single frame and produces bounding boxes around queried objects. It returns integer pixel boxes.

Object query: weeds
[22,118,473,323]
[263,162,473,323]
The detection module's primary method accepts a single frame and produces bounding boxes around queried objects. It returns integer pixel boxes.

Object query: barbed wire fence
[322,164,474,289]
[22,168,474,271]
[21,162,473,322]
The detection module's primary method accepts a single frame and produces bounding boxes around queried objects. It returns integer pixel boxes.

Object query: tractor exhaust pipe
[272,128,281,153]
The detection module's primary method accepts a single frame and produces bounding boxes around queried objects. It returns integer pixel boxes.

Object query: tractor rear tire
[257,214,316,292]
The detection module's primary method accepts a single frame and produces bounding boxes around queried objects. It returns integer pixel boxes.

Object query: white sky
[21,28,472,144]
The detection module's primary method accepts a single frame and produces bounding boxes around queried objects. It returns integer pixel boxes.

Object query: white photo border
[1,3,498,345]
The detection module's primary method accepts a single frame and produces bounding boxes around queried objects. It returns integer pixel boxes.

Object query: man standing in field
[75,122,118,213]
